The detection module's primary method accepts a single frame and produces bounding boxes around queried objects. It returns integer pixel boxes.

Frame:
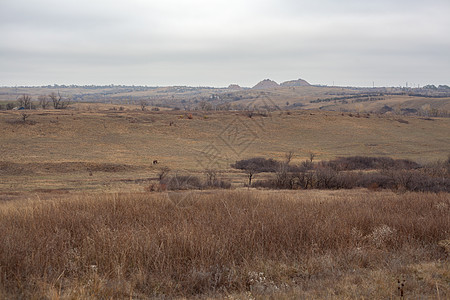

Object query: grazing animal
[153,160,158,165]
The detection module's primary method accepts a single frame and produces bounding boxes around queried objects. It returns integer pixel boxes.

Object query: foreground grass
[0,190,449,299]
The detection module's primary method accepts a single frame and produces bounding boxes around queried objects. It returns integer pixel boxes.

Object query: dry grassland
[1,108,449,195]
[0,189,448,299]
[1,107,449,299]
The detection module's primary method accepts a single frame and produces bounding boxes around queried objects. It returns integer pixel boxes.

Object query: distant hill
[252,79,279,90]
[227,84,243,90]
[280,78,310,87]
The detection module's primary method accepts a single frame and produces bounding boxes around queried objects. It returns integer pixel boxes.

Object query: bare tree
[205,169,217,186]
[245,165,258,186]
[49,92,60,109]
[38,95,50,109]
[199,101,213,111]
[158,166,171,181]
[17,94,32,109]
[140,100,148,111]
[20,112,30,122]
[285,151,294,165]
[235,162,260,186]
[276,152,295,188]
[309,152,316,163]
[49,92,71,109]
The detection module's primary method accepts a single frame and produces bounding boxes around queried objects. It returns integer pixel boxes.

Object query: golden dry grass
[1,108,449,194]
[0,189,448,299]
[1,106,449,299]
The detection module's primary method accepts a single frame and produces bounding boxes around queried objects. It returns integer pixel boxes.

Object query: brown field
[0,190,449,299]
[1,108,449,195]
[0,106,449,299]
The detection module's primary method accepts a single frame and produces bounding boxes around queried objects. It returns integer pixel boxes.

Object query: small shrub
[163,175,203,190]
[161,174,231,191]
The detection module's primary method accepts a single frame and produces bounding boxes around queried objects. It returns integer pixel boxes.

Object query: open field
[1,108,450,195]
[1,106,449,299]
[0,189,449,299]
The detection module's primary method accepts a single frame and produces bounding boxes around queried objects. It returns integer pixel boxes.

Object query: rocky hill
[227,84,243,90]
[280,78,310,87]
[252,79,279,90]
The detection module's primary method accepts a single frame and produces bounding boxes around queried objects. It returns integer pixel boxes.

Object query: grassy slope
[1,108,449,193]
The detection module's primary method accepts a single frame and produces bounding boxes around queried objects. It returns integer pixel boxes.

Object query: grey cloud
[0,0,449,87]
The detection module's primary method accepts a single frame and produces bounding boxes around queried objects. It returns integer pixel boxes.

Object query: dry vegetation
[1,105,449,299]
[0,190,449,299]
[1,108,449,195]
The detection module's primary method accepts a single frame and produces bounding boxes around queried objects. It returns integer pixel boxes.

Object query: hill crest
[252,79,279,90]
[280,78,310,87]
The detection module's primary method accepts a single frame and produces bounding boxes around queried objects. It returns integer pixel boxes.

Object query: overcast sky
[1,0,449,87]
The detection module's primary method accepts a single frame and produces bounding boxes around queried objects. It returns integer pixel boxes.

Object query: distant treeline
[310,93,385,104]
[311,91,450,105]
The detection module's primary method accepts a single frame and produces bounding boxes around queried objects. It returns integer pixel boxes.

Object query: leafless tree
[199,101,213,111]
[309,152,316,163]
[20,112,30,122]
[285,151,294,165]
[245,166,258,186]
[38,95,50,109]
[158,166,170,181]
[17,94,32,109]
[140,100,148,111]
[276,152,295,188]
[49,92,60,109]
[49,92,71,109]
[205,169,217,186]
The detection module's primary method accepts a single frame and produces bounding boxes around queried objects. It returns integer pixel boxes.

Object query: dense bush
[320,156,420,171]
[253,169,450,192]
[231,157,279,173]
[245,155,449,192]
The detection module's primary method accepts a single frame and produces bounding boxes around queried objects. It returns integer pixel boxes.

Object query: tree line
[0,92,71,110]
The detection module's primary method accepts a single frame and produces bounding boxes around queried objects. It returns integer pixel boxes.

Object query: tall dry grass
[0,190,448,299]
